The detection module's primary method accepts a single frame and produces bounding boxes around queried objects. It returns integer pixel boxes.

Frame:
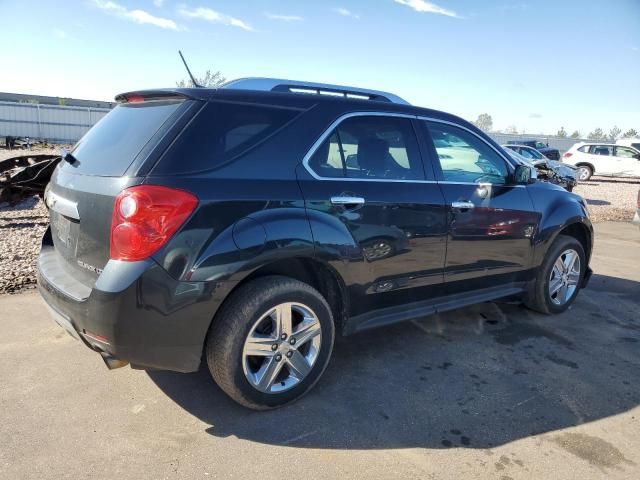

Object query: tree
[608,126,622,142]
[587,128,606,140]
[622,128,638,138]
[504,124,518,134]
[557,127,567,138]
[473,113,493,132]
[176,69,226,88]
[570,130,581,139]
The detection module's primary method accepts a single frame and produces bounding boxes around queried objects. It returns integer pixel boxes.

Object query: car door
[419,119,540,295]
[613,146,640,177]
[297,113,448,316]
[588,145,615,175]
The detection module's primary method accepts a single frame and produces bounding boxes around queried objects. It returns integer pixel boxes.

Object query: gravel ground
[0,159,637,294]
[0,196,48,294]
[574,176,639,223]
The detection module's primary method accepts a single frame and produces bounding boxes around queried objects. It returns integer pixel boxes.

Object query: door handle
[331,196,365,207]
[451,201,474,211]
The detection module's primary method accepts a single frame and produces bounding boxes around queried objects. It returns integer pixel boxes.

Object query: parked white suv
[562,142,640,180]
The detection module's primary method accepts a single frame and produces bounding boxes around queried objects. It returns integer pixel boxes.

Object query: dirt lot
[0,221,638,480]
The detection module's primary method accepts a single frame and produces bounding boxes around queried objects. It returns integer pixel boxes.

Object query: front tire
[525,235,586,314]
[206,276,335,410]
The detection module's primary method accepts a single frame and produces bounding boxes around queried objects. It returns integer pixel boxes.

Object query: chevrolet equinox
[38,78,593,409]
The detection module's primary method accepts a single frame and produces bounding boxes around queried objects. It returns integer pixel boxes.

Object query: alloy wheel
[242,302,322,393]
[548,249,581,306]
[577,167,591,181]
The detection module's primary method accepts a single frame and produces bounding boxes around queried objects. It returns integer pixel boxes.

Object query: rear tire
[205,275,335,410]
[576,165,593,181]
[525,235,586,315]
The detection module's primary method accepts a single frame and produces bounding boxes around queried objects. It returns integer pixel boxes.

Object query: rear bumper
[37,244,232,373]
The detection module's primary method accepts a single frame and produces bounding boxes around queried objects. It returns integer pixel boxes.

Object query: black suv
[38,78,593,409]
[507,139,560,160]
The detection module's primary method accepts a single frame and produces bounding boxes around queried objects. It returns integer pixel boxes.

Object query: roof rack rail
[221,77,410,105]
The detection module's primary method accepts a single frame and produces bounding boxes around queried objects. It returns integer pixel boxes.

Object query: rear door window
[589,145,613,156]
[308,115,424,180]
[64,100,184,176]
[153,101,299,174]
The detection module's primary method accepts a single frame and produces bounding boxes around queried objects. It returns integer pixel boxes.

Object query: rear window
[63,100,183,176]
[153,101,299,174]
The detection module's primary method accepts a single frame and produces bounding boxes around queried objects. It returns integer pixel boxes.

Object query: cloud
[92,0,178,29]
[529,113,542,119]
[333,7,360,19]
[178,6,253,31]
[264,12,303,22]
[53,29,68,39]
[394,0,459,18]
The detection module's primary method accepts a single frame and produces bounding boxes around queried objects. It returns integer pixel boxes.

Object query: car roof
[115,82,479,132]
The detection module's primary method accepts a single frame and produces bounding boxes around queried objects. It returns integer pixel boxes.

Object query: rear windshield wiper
[63,152,78,164]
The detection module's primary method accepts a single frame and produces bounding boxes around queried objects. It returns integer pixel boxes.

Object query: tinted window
[577,145,590,153]
[425,121,509,184]
[65,100,183,176]
[535,141,547,149]
[615,146,637,158]
[589,145,613,156]
[523,147,545,159]
[518,148,536,159]
[308,116,423,180]
[154,101,299,174]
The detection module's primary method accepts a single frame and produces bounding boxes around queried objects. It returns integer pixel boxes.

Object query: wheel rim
[242,302,322,394]
[364,241,392,260]
[577,167,590,181]
[548,249,581,306]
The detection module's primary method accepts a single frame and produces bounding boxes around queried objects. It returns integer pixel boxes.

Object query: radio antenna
[178,50,201,88]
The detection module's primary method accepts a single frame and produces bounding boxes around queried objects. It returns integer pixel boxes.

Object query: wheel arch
[558,222,593,263]
[206,256,349,343]
[535,218,593,268]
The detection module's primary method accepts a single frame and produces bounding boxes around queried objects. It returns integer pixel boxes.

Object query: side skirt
[343,283,526,335]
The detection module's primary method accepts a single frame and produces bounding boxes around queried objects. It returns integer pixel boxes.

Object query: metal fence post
[36,104,42,140]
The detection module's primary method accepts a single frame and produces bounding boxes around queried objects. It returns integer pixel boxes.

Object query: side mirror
[514,164,536,184]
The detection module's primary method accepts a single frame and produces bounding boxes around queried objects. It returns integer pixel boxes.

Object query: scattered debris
[0,154,61,203]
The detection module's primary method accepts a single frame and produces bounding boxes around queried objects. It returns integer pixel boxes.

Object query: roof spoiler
[114,90,192,103]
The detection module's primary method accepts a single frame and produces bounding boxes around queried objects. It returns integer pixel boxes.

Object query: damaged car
[503,145,578,191]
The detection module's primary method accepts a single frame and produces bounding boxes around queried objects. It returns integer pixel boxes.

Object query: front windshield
[504,148,534,167]
[535,141,547,150]
[523,147,545,159]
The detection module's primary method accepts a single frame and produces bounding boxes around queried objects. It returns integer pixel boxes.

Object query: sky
[0,0,638,135]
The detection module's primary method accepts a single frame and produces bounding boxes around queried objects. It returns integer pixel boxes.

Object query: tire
[205,275,335,410]
[576,165,593,181]
[525,235,586,315]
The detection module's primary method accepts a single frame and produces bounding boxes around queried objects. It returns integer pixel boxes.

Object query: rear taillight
[110,185,198,261]
[563,152,573,158]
